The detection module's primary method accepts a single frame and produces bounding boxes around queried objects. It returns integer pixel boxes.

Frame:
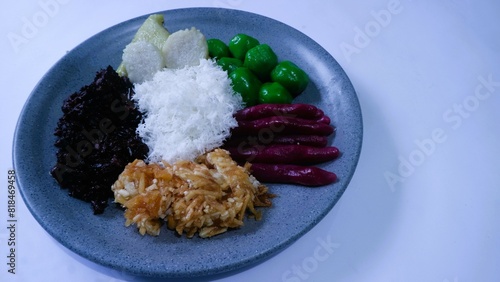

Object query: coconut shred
[133,59,243,163]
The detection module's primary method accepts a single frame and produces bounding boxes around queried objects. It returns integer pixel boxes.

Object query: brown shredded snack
[111,149,274,238]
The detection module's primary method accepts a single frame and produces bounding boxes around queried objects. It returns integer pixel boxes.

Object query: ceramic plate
[13,8,362,279]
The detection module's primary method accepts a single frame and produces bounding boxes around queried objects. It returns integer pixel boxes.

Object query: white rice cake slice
[122,41,165,84]
[162,27,209,69]
[116,14,170,77]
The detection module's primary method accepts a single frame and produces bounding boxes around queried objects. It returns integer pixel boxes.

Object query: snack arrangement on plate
[49,14,340,238]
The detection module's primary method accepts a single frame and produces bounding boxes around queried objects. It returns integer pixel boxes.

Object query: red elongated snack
[234,103,324,121]
[231,116,334,136]
[226,144,339,164]
[250,163,337,186]
[315,114,331,124]
[223,134,328,148]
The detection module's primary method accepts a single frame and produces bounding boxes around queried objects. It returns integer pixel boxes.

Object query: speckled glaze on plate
[13,8,362,279]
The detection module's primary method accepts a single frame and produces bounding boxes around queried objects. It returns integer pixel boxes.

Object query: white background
[1,1,500,281]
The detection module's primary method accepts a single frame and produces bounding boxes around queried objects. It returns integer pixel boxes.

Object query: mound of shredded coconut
[133,59,243,163]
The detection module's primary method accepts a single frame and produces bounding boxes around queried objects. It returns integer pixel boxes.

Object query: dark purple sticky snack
[50,66,148,214]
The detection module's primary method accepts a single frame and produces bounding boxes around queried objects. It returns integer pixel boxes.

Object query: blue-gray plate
[13,8,362,279]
